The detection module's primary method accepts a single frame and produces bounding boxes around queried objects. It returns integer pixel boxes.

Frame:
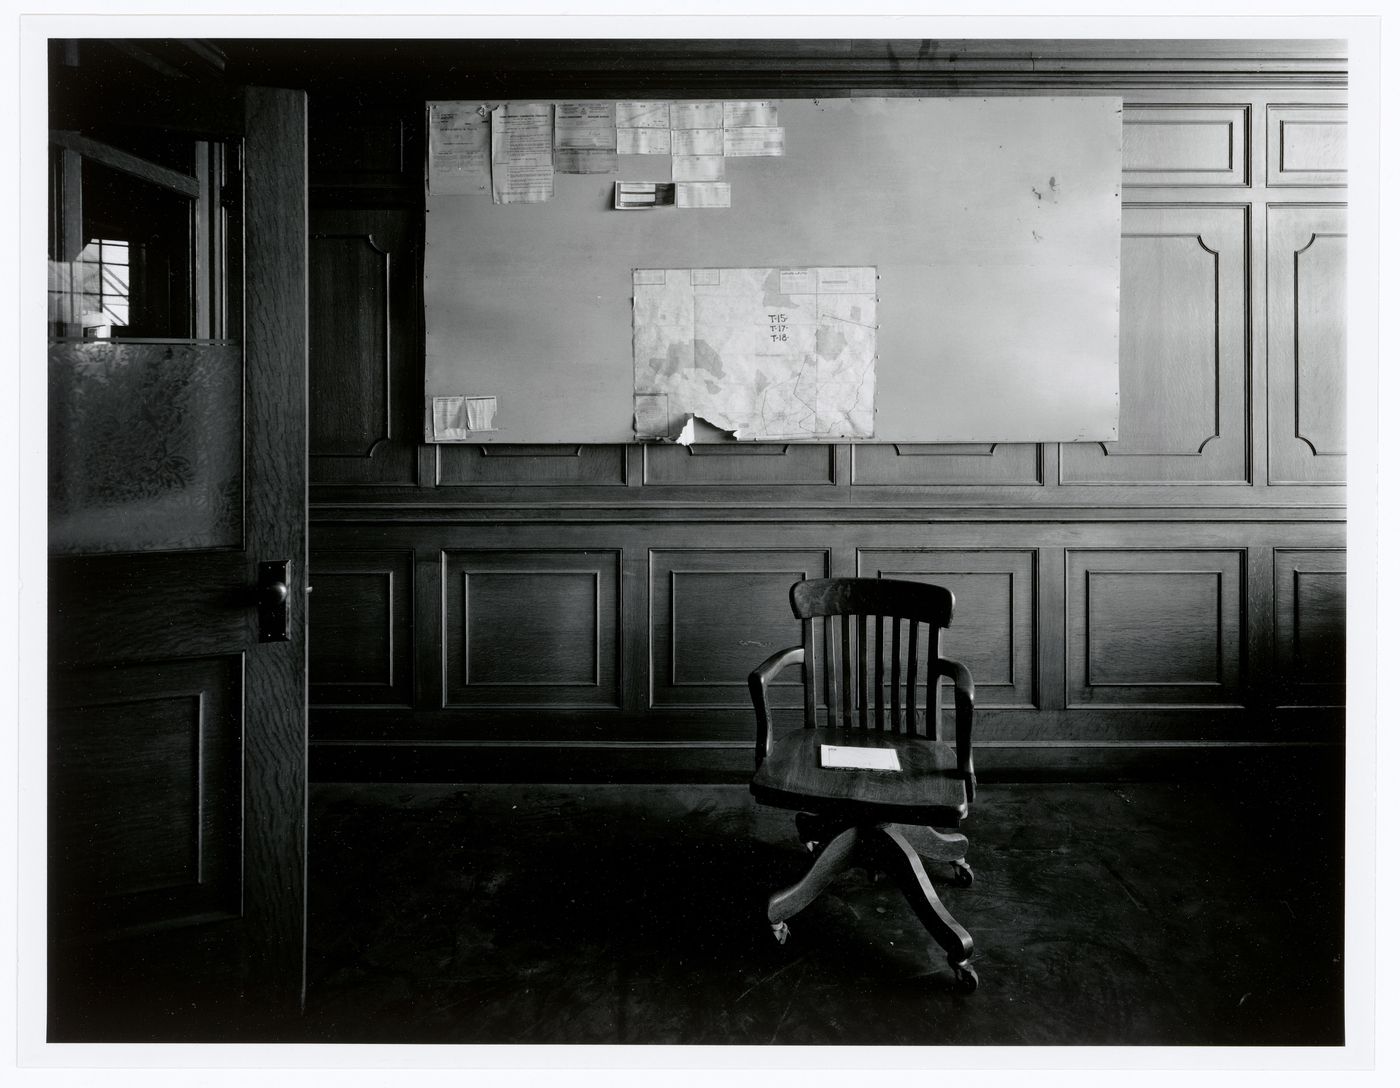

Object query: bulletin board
[423,96,1122,444]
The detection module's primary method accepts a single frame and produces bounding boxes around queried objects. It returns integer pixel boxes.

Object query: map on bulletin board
[632,266,878,440]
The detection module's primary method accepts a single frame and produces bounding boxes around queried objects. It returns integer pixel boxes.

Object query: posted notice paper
[618,128,672,156]
[616,101,671,129]
[723,126,785,157]
[723,100,780,128]
[554,102,617,173]
[554,102,617,149]
[676,182,731,208]
[491,102,554,204]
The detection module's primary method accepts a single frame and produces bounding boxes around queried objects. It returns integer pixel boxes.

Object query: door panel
[47,73,307,1040]
[49,655,243,939]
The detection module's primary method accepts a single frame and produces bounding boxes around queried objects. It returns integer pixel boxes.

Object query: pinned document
[676,182,730,208]
[723,127,785,157]
[431,395,498,440]
[617,128,672,156]
[616,101,671,128]
[554,102,616,149]
[723,100,780,129]
[670,101,724,129]
[614,181,676,210]
[490,102,554,204]
[426,102,491,195]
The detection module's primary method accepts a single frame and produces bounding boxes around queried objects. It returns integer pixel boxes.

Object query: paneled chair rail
[748,577,980,993]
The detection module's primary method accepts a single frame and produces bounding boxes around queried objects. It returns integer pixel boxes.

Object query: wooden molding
[222,39,1347,95]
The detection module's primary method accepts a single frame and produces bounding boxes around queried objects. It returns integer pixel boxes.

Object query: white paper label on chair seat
[819,744,901,772]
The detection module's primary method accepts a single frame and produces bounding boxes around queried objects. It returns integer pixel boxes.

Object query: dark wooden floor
[285,776,1345,1046]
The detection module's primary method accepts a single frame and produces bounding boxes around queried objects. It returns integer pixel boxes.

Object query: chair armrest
[748,646,805,769]
[933,657,977,803]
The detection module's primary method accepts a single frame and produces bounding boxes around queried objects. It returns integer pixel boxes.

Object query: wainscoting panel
[1273,548,1346,707]
[308,208,419,486]
[1060,204,1248,484]
[437,444,629,486]
[643,443,838,486]
[1266,105,1347,188]
[441,550,622,708]
[1122,104,1249,187]
[309,548,415,707]
[1066,549,1245,708]
[649,548,831,708]
[850,443,1042,486]
[857,548,1037,708]
[310,102,415,189]
[1267,204,1347,484]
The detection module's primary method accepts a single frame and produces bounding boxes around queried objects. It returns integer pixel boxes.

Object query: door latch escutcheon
[257,560,291,643]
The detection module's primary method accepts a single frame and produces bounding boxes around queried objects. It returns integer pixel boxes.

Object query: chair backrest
[790,577,955,737]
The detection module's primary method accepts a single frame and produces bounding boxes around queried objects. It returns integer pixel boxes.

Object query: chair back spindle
[789,578,955,739]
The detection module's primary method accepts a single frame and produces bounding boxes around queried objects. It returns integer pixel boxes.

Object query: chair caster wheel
[770,921,790,944]
[951,860,975,888]
[952,964,979,993]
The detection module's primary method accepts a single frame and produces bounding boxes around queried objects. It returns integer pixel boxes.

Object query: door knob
[257,560,291,642]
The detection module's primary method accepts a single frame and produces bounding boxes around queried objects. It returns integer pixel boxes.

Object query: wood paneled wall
[297,41,1347,781]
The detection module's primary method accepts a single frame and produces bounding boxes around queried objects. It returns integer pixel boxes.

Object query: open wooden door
[46,44,307,1040]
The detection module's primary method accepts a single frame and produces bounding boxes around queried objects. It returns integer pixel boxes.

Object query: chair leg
[766,825,859,941]
[871,824,978,992]
[895,823,968,862]
[895,824,975,887]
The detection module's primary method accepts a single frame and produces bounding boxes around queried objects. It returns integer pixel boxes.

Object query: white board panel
[424,96,1121,443]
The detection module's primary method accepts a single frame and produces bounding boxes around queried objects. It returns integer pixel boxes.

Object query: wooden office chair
[748,577,980,992]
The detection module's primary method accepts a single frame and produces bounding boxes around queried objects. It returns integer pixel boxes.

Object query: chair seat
[751,728,969,825]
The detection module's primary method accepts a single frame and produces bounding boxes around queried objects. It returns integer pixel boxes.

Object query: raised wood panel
[309,232,389,457]
[309,103,414,188]
[1061,205,1247,484]
[309,549,414,707]
[1066,550,1244,707]
[650,549,830,708]
[437,444,628,486]
[1274,548,1345,706]
[442,550,620,708]
[1267,204,1346,484]
[48,655,242,940]
[1122,105,1248,187]
[1296,236,1347,454]
[857,549,1036,708]
[850,443,1042,485]
[308,208,418,485]
[1267,105,1346,187]
[643,443,837,485]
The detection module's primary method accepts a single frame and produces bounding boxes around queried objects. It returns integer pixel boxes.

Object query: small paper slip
[614,181,676,209]
[820,744,901,772]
